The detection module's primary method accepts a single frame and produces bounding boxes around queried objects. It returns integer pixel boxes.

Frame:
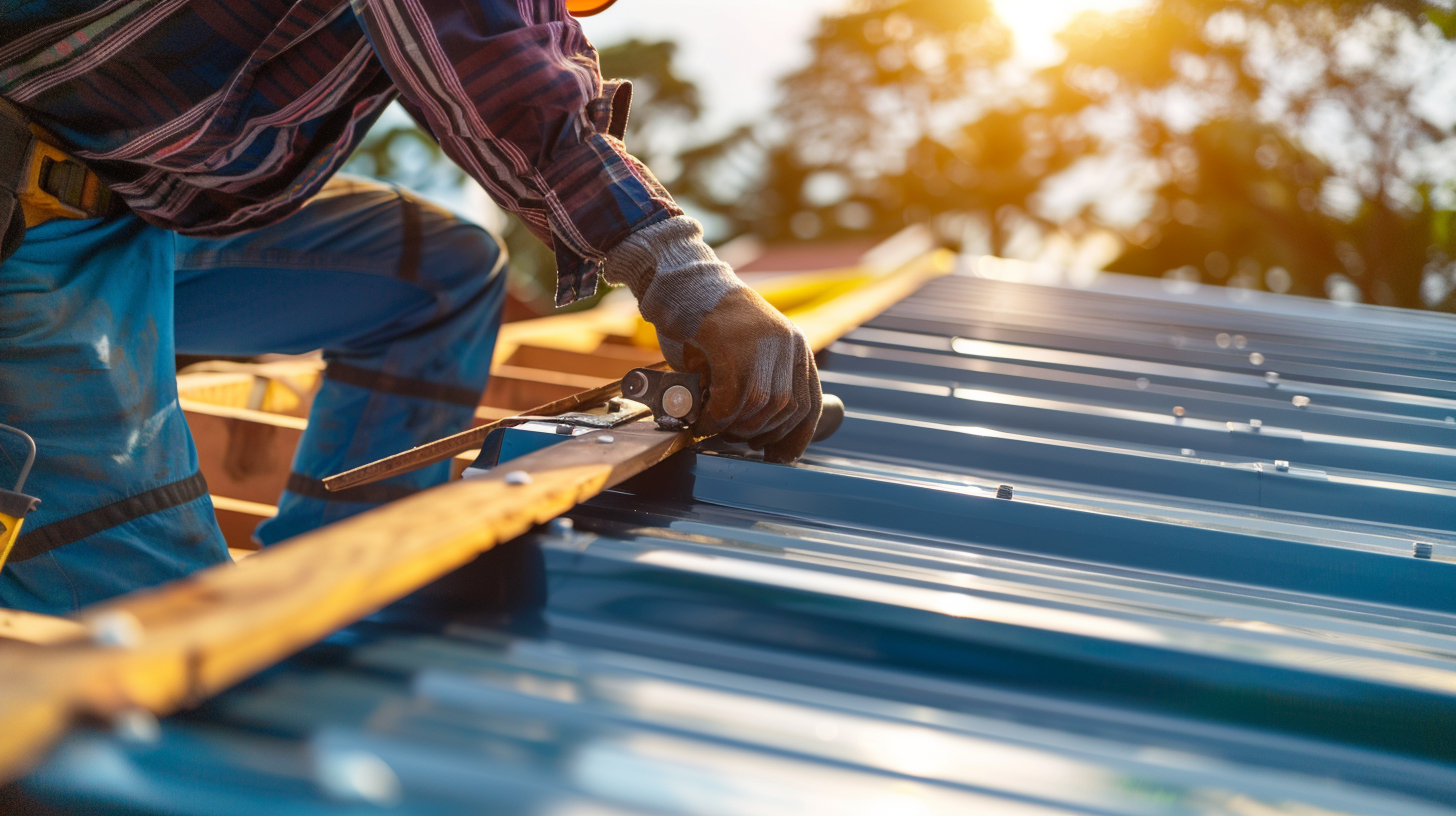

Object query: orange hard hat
[566,0,619,16]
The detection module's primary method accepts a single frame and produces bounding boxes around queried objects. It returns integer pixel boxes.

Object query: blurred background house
[343,0,1456,317]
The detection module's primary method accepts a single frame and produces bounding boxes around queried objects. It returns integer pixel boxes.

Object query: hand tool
[322,362,670,493]
[324,364,845,493]
[0,423,41,572]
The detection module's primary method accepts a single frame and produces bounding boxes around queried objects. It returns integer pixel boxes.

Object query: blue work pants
[0,175,505,614]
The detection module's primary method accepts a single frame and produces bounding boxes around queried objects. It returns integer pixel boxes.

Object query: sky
[577,0,845,139]
[579,0,1153,142]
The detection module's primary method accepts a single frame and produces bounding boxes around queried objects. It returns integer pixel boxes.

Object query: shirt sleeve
[349,0,681,305]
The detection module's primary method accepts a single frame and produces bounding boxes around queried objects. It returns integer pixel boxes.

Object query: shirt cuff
[603,216,744,350]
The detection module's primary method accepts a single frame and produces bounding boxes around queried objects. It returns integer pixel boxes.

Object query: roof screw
[1215,333,1232,349]
[1292,395,1310,408]
[316,749,402,806]
[88,610,143,649]
[1414,541,1434,560]
[1233,335,1248,349]
[112,708,161,744]
[1135,377,1150,390]
[1274,460,1290,471]
[995,484,1014,500]
[1249,419,1263,431]
[1446,416,1455,426]
[548,517,574,536]
[1181,448,1196,456]
[1172,406,1186,418]
[1264,371,1280,385]
[1248,351,1264,365]
[504,470,532,486]
[597,434,615,444]
[555,423,574,435]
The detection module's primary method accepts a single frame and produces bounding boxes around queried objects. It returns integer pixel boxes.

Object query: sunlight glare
[989,0,1151,65]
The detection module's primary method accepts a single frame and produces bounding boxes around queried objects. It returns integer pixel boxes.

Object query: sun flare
[989,0,1150,64]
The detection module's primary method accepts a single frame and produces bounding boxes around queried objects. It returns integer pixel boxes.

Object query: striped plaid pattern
[0,0,678,304]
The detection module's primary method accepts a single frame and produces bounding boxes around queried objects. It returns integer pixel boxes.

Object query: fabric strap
[9,472,210,562]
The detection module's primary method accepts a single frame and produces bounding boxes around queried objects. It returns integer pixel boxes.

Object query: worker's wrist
[604,215,744,347]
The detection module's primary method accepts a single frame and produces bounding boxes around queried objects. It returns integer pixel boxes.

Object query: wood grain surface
[0,421,689,781]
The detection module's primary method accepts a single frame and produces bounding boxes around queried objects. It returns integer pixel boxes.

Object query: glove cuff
[604,216,744,367]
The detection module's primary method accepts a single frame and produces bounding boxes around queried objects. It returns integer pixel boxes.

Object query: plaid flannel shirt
[0,0,678,304]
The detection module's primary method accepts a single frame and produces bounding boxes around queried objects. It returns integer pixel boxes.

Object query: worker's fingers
[762,343,821,464]
[745,337,815,450]
[724,335,795,442]
[677,286,820,461]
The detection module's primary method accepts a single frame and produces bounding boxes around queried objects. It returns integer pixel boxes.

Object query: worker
[0,0,822,615]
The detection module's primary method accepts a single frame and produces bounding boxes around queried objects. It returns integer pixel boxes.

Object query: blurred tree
[344,38,702,314]
[1049,0,1456,307]
[681,0,1456,310]
[677,0,1019,245]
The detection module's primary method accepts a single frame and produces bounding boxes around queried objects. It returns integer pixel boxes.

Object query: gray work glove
[605,217,822,463]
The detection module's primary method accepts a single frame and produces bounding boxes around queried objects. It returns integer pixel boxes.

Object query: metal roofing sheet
[15,269,1456,815]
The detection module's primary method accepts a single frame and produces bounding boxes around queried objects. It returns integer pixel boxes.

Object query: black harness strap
[324,361,483,407]
[9,471,210,562]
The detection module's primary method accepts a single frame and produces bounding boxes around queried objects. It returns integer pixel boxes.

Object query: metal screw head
[504,470,532,486]
[622,371,649,399]
[316,749,402,806]
[1181,448,1196,456]
[1264,371,1280,385]
[1215,333,1232,349]
[995,484,1014,500]
[1248,351,1265,365]
[88,610,143,649]
[1172,406,1186,418]
[1249,418,1263,429]
[555,423,574,435]
[596,434,615,444]
[1233,334,1248,349]
[661,384,695,418]
[113,708,161,744]
[1292,395,1310,408]
[1274,460,1290,471]
[548,517,574,536]
[1135,377,1150,390]
[1414,541,1434,560]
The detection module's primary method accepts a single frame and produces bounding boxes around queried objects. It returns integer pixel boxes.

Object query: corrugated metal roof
[16,269,1456,815]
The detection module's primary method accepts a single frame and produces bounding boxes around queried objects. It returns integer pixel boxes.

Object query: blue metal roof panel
[17,270,1456,814]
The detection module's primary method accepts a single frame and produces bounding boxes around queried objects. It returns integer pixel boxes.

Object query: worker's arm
[351,0,822,461]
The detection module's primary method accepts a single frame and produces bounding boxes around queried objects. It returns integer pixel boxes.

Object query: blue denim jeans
[0,175,505,614]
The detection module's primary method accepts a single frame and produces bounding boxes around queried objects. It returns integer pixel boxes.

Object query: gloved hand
[605,217,822,463]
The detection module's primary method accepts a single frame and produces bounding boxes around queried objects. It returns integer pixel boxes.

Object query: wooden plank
[481,365,616,411]
[505,344,655,379]
[789,249,955,351]
[210,495,276,551]
[181,399,304,507]
[0,421,690,782]
[0,610,86,646]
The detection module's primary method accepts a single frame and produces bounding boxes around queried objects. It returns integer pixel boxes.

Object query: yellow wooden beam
[0,421,690,781]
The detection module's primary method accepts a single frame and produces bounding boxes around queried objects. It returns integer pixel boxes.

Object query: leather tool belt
[1,97,122,263]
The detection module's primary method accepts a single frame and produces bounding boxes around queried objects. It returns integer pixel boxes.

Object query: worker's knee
[413,209,508,326]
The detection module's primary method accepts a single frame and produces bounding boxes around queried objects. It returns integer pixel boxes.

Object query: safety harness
[0,97,122,263]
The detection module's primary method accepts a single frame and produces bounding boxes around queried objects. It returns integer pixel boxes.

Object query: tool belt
[1,97,122,263]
